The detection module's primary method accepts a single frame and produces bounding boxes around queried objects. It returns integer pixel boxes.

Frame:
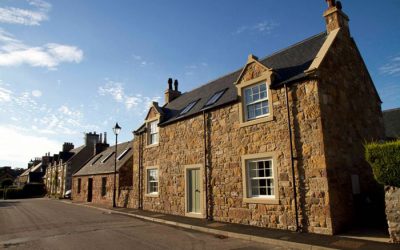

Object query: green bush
[365,140,400,187]
[0,189,3,199]
[23,183,46,197]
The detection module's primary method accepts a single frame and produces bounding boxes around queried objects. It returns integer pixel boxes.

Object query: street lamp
[112,122,121,208]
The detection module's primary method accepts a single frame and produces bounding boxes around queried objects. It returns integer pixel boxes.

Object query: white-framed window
[147,168,159,194]
[243,82,269,121]
[148,120,159,145]
[247,159,274,198]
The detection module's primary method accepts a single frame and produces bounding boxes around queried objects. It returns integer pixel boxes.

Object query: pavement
[64,199,400,250]
[0,198,284,250]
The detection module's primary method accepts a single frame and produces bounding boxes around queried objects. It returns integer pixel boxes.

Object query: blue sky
[0,0,399,168]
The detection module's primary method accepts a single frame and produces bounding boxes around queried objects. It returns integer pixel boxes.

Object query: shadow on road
[0,200,20,207]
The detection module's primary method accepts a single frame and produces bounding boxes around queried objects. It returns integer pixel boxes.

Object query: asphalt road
[0,199,285,250]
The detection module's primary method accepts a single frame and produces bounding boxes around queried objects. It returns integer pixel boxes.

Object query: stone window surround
[145,116,160,148]
[237,73,274,128]
[144,166,159,198]
[184,164,206,219]
[241,152,279,205]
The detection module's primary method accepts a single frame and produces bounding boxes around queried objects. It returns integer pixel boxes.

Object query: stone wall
[133,77,334,234]
[385,186,400,243]
[317,29,385,233]
[72,158,133,208]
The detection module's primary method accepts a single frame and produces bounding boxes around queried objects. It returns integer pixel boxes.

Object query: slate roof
[383,108,400,139]
[74,141,132,176]
[20,162,42,176]
[135,32,327,130]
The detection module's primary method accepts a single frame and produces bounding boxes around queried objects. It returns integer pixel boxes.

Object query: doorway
[87,178,93,202]
[186,168,201,215]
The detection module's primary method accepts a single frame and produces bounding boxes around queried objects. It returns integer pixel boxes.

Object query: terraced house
[72,141,133,207]
[131,1,384,235]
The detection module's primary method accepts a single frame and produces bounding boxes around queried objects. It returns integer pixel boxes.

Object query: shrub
[365,140,400,187]
[5,188,25,199]
[0,189,3,199]
[1,179,13,188]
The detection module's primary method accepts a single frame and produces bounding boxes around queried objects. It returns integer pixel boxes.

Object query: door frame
[184,164,205,218]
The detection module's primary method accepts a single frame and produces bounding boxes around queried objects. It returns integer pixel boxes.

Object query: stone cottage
[131,1,384,235]
[45,132,109,197]
[72,141,133,207]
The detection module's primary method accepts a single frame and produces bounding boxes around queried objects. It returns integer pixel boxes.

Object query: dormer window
[148,120,159,145]
[243,82,269,121]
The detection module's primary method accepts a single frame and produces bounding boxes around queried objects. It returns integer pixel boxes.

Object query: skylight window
[91,155,103,165]
[179,100,198,116]
[101,152,115,163]
[117,148,131,161]
[204,89,226,107]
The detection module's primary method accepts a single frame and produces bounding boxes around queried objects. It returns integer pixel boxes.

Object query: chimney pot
[168,78,173,90]
[174,79,178,91]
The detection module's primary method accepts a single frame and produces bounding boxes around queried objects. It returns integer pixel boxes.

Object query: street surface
[0,199,285,250]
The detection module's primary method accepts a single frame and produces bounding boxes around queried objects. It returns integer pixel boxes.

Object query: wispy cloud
[98,80,160,111]
[0,0,51,26]
[0,29,83,69]
[380,56,400,76]
[378,82,400,108]
[0,82,97,136]
[184,62,208,76]
[234,21,278,35]
[132,53,154,67]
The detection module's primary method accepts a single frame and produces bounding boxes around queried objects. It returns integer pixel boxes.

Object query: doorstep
[61,200,398,250]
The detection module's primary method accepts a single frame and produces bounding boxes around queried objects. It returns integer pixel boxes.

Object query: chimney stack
[164,78,182,104]
[104,132,107,144]
[323,0,349,35]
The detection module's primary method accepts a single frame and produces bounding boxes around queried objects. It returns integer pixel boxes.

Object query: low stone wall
[385,186,400,243]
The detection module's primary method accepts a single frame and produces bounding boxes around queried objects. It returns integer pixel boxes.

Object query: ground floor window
[101,177,107,197]
[147,168,158,195]
[247,159,274,197]
[242,153,278,204]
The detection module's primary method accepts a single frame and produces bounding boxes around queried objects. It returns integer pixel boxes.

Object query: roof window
[204,89,226,107]
[179,100,198,116]
[91,155,103,165]
[101,152,115,163]
[117,148,131,161]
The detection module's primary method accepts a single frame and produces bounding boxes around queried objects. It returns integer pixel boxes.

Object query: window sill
[243,197,279,205]
[145,143,159,149]
[145,193,159,198]
[239,114,274,128]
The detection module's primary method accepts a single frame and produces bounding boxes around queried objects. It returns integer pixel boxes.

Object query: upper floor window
[243,82,269,121]
[148,120,159,145]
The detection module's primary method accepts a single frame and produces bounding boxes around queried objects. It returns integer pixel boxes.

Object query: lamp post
[112,122,121,208]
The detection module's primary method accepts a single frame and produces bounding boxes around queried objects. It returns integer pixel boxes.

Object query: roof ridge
[167,32,326,105]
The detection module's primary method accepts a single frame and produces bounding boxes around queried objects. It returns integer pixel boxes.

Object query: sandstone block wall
[385,186,400,243]
[133,77,334,234]
[317,30,385,233]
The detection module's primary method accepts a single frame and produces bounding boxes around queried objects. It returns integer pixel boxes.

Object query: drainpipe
[203,111,209,220]
[284,83,300,232]
[138,133,143,210]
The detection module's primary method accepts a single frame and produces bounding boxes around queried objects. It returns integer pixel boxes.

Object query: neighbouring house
[131,1,384,235]
[0,166,25,187]
[16,155,53,187]
[44,132,109,197]
[72,141,133,207]
[383,108,400,140]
